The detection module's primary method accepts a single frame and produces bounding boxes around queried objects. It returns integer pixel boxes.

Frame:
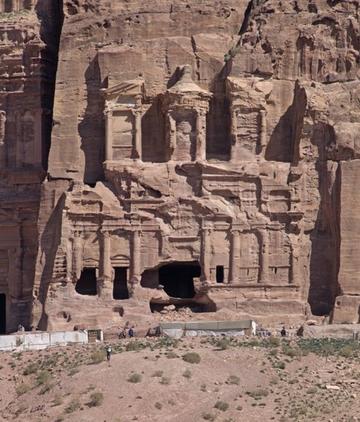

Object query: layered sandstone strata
[1,0,360,332]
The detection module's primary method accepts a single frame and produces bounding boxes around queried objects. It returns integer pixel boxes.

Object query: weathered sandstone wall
[1,0,360,332]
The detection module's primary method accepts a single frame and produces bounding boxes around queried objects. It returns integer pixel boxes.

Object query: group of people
[118,323,135,339]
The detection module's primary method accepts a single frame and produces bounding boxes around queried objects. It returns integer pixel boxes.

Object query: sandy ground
[1,336,360,422]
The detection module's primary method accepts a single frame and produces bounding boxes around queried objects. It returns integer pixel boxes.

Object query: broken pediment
[102,78,145,105]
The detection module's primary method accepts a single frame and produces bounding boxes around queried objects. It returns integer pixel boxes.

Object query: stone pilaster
[200,227,211,284]
[105,109,113,161]
[260,110,267,152]
[0,111,6,168]
[289,235,301,285]
[166,113,176,160]
[229,228,241,284]
[98,231,112,298]
[73,231,83,281]
[196,109,207,161]
[258,229,270,284]
[8,247,22,299]
[129,229,141,291]
[132,107,142,160]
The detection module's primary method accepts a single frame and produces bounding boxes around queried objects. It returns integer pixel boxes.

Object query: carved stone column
[73,231,83,281]
[166,113,176,160]
[66,239,72,283]
[105,109,113,161]
[8,247,22,299]
[200,227,211,284]
[129,229,141,291]
[258,229,270,284]
[229,228,241,284]
[98,231,112,298]
[260,110,267,152]
[132,108,142,160]
[289,235,301,285]
[0,111,6,168]
[196,110,206,161]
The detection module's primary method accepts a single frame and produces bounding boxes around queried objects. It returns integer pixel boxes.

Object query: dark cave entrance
[0,294,5,334]
[75,268,97,296]
[159,262,201,299]
[113,267,129,300]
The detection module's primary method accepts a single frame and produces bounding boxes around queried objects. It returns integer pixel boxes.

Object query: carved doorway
[159,262,200,299]
[75,268,97,296]
[0,294,5,334]
[113,267,129,300]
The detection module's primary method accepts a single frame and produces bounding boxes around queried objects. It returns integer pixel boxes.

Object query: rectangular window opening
[216,266,224,284]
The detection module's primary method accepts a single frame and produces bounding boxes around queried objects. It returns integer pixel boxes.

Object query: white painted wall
[0,330,89,351]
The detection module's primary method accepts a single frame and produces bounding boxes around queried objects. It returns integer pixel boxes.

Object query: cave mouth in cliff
[113,267,129,300]
[0,294,5,334]
[75,268,97,296]
[159,262,201,299]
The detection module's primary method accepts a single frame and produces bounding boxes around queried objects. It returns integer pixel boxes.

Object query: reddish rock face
[1,0,360,332]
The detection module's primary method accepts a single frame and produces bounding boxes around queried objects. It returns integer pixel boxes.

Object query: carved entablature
[160,65,212,162]
[226,76,272,161]
[102,78,145,161]
[0,0,36,13]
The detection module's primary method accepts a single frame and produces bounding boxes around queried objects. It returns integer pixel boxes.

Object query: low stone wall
[0,330,89,351]
[303,324,360,339]
[160,320,257,338]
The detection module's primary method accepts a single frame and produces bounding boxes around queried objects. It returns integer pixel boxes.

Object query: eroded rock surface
[1,0,360,331]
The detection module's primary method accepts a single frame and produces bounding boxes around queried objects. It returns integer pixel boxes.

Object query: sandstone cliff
[1,0,360,332]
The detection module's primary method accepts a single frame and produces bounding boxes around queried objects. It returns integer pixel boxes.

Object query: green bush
[214,400,229,411]
[127,373,142,383]
[182,352,201,364]
[88,391,104,407]
[183,369,192,379]
[246,389,269,400]
[89,350,105,364]
[15,383,30,396]
[202,412,216,421]
[36,370,51,386]
[226,375,240,385]
[65,399,81,414]
[23,362,40,376]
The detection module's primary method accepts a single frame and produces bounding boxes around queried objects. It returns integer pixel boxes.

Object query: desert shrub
[202,412,216,421]
[182,352,201,364]
[166,351,178,359]
[268,336,280,347]
[214,400,229,411]
[127,373,142,383]
[273,361,286,370]
[155,402,162,410]
[183,369,192,379]
[52,395,63,406]
[282,345,300,358]
[160,376,171,385]
[152,370,163,378]
[226,375,240,385]
[15,383,30,396]
[39,383,53,395]
[246,389,269,400]
[126,340,147,352]
[88,391,104,407]
[36,370,51,386]
[65,399,81,414]
[216,338,231,350]
[89,350,105,364]
[23,362,40,375]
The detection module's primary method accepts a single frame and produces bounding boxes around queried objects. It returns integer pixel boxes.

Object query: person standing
[106,345,112,365]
